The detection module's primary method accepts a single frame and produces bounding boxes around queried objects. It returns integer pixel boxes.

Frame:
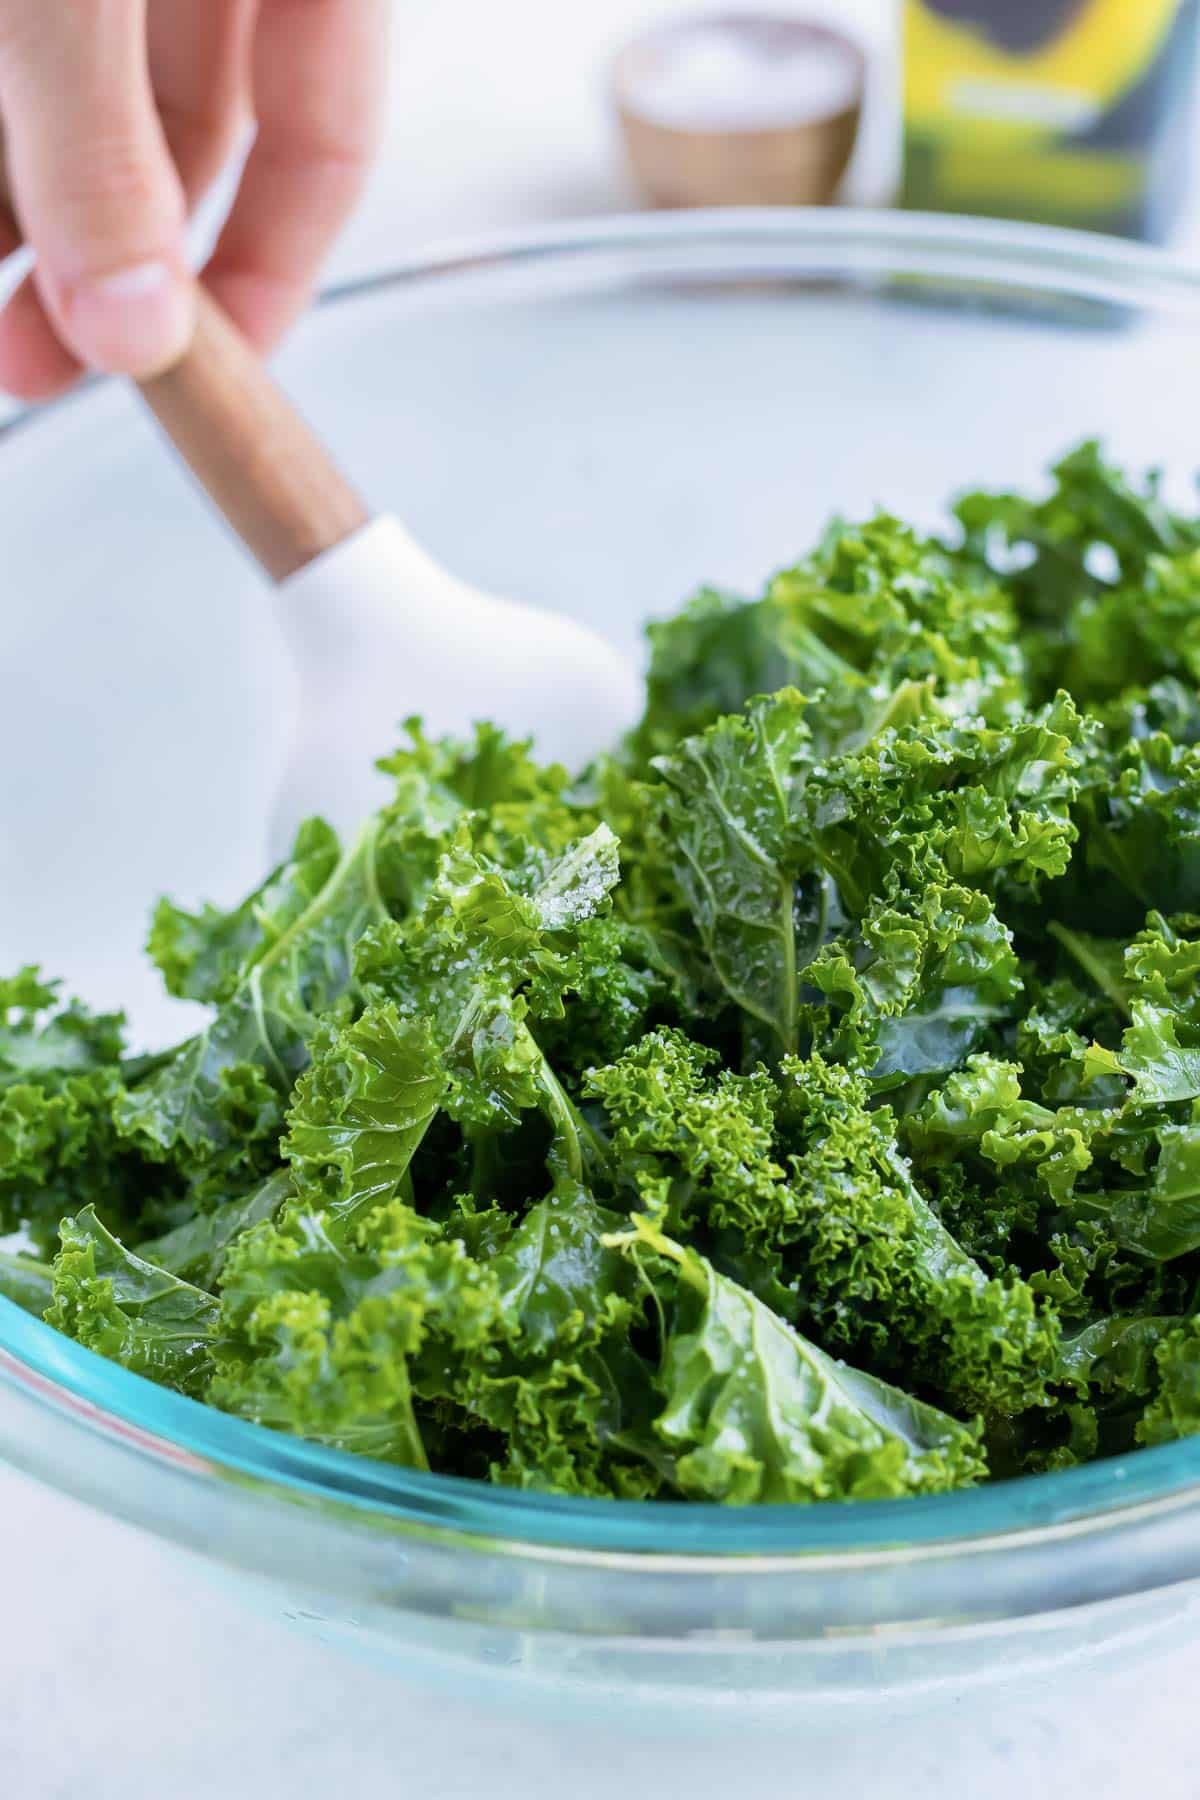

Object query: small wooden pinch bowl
[613,13,866,209]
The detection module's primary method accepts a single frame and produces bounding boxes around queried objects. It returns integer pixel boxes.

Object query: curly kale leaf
[648,686,934,1050]
[955,440,1200,694]
[446,1181,664,1497]
[775,1056,1061,1415]
[608,1217,985,1502]
[1138,1319,1200,1445]
[212,1199,495,1467]
[586,1027,796,1308]
[356,823,620,1175]
[212,1182,659,1494]
[147,818,342,1005]
[1083,916,1200,1104]
[590,1031,1057,1417]
[633,513,1023,763]
[284,1005,448,1222]
[0,967,126,1086]
[116,822,394,1166]
[134,1169,293,1290]
[1066,1111,1200,1262]
[804,693,1086,912]
[801,878,1021,1093]
[47,1206,220,1396]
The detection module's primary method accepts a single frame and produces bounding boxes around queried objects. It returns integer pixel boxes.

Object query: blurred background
[4,0,1197,377]
[338,0,898,253]
[322,0,1200,282]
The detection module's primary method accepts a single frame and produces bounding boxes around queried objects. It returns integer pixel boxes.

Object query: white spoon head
[271,516,645,850]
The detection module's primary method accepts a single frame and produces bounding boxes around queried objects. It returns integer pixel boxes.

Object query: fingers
[0,0,382,392]
[0,192,81,398]
[0,0,193,377]
[0,0,255,399]
[0,274,82,399]
[147,0,257,206]
[204,0,388,352]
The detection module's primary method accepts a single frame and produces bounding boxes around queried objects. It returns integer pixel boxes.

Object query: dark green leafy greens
[9,441,1200,1500]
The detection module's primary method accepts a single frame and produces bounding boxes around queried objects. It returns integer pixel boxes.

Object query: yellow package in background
[902,0,1199,239]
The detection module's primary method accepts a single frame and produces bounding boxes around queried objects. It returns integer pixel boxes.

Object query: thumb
[0,0,194,376]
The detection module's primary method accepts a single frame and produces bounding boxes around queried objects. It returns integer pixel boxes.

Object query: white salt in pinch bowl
[613,13,865,208]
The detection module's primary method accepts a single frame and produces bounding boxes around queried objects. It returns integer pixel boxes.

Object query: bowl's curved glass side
[320,207,1200,314]
[6,1309,1200,1668]
[9,1284,1200,1560]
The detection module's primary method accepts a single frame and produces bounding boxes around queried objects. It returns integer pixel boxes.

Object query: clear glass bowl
[4,210,1200,1719]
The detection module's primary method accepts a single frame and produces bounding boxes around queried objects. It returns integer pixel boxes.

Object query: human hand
[0,0,389,397]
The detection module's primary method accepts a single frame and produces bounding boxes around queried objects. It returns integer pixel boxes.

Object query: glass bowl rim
[5,204,1200,1564]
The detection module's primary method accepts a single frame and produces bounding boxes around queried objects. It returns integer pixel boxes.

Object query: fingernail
[62,260,194,376]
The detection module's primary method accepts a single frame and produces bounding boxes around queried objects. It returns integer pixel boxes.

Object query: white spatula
[139,290,644,850]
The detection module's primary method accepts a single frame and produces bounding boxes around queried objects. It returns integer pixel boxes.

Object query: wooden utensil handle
[139,286,370,583]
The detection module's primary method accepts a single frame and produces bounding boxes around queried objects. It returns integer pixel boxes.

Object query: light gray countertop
[5,1464,1200,1800]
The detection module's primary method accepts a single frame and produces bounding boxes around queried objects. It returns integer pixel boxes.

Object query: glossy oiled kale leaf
[0,968,126,1085]
[633,512,1023,762]
[116,821,395,1170]
[284,1005,448,1221]
[774,1056,1061,1416]
[801,878,1022,1093]
[47,1205,220,1396]
[1138,1320,1200,1446]
[147,819,342,1005]
[21,441,1200,1503]
[0,972,163,1256]
[211,1196,507,1466]
[607,1217,985,1501]
[134,1169,293,1289]
[445,1181,665,1497]
[648,684,932,1051]
[1082,915,1200,1106]
[956,442,1200,701]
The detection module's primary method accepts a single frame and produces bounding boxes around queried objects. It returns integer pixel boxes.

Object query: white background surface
[5,3,1200,1795]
